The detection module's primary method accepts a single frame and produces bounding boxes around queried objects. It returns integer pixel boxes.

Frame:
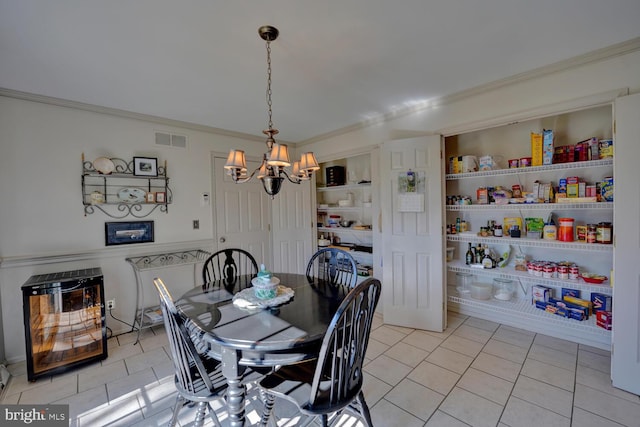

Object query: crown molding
[298,37,640,146]
[0,87,275,144]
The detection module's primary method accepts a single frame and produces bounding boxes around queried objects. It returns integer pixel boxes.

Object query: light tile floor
[2,312,639,426]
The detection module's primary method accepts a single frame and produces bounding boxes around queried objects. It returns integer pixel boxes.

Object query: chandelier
[224,25,319,197]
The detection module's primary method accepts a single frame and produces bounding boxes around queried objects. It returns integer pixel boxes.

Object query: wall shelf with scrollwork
[81,154,172,219]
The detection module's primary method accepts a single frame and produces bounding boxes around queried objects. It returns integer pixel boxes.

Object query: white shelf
[446,260,612,294]
[447,234,613,252]
[317,183,371,192]
[318,207,363,212]
[445,158,613,180]
[446,202,613,211]
[318,226,372,235]
[447,285,611,349]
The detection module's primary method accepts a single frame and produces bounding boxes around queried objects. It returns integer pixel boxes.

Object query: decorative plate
[117,187,147,203]
[93,157,115,174]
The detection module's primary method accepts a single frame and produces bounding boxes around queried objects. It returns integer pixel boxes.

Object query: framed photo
[145,192,155,203]
[133,157,158,177]
[155,192,166,203]
[105,221,154,246]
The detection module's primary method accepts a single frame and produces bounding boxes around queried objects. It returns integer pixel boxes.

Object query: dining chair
[202,248,258,286]
[306,248,358,288]
[153,278,227,427]
[258,277,382,427]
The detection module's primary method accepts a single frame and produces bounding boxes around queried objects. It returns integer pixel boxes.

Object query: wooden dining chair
[153,278,227,427]
[202,248,258,286]
[306,248,358,288]
[258,278,382,427]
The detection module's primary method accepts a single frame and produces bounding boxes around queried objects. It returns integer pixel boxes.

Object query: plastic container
[470,282,492,300]
[493,278,515,301]
[446,247,455,262]
[456,272,473,294]
[557,218,574,242]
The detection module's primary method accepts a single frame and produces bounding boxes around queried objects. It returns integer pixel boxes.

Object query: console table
[126,249,210,343]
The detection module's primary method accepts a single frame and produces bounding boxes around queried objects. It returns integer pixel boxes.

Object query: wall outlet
[106,299,115,310]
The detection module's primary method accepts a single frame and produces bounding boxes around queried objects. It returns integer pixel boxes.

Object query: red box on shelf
[596,311,612,330]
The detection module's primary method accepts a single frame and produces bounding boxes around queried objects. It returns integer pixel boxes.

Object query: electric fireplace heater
[22,268,107,381]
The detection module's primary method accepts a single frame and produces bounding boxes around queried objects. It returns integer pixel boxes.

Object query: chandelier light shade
[224,25,319,198]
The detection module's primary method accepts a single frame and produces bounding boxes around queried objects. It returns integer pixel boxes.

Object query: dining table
[176,273,350,427]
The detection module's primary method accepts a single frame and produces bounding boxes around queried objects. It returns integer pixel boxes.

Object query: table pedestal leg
[221,347,246,427]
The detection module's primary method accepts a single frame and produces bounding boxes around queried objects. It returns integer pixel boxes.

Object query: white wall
[0,98,264,362]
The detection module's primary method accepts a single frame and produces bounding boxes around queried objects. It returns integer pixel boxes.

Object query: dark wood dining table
[176,273,350,427]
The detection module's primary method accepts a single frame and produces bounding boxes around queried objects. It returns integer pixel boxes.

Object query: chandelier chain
[266,39,273,130]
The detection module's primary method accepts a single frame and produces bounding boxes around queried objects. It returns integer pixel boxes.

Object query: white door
[271,177,314,274]
[380,136,445,331]
[611,92,640,394]
[213,156,272,265]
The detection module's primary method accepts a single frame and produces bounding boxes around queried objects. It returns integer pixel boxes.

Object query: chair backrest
[153,278,215,394]
[306,248,358,288]
[202,248,258,286]
[307,278,382,411]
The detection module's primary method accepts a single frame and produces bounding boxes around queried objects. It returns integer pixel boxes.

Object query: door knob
[219,237,226,243]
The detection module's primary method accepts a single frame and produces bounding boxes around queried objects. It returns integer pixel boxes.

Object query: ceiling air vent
[155,131,187,149]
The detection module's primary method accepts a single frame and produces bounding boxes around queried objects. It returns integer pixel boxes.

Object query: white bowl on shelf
[337,199,353,207]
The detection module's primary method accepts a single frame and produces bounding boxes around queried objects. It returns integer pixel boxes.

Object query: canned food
[534,263,543,277]
[519,157,532,167]
[542,264,556,279]
[558,265,569,280]
[569,265,580,280]
[596,222,613,244]
[508,159,519,168]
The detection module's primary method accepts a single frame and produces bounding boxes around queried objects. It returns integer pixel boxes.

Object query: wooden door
[380,136,445,331]
[270,177,314,274]
[611,92,640,394]
[213,156,272,266]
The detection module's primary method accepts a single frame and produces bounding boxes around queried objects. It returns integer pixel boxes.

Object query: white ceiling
[1,1,639,143]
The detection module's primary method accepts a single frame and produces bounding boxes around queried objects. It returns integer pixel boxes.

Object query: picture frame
[145,192,155,203]
[105,221,154,246]
[133,157,158,177]
[155,192,166,203]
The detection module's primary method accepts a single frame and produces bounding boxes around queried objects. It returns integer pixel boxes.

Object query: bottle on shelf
[465,243,474,265]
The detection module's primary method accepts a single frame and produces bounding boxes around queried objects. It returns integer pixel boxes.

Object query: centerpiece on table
[252,264,280,299]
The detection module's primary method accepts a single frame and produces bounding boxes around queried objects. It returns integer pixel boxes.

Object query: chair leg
[355,391,374,427]
[193,401,208,427]
[168,394,184,427]
[207,402,222,427]
[259,393,276,427]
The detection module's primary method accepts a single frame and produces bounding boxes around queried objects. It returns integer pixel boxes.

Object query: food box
[596,311,612,330]
[531,132,543,166]
[542,129,554,165]
[504,217,524,237]
[551,297,589,320]
[562,288,580,299]
[591,293,612,312]
[525,218,544,239]
[563,295,593,316]
[532,285,551,303]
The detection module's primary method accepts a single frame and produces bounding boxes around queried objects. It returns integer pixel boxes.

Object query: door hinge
[268,224,271,232]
